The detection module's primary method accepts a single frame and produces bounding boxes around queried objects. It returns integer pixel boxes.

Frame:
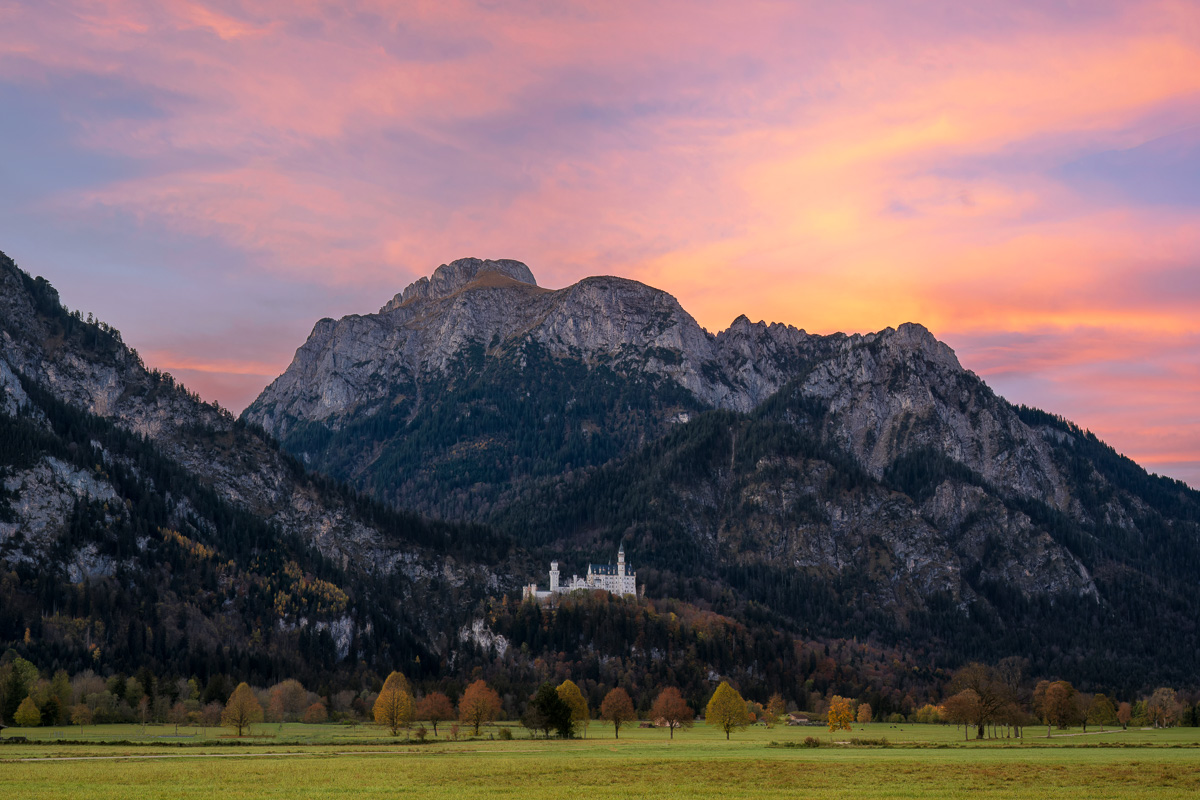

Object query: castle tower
[618,544,626,577]
[550,561,560,592]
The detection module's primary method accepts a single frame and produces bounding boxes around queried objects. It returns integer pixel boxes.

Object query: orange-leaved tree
[417,692,455,737]
[857,702,873,725]
[303,702,328,724]
[1033,679,1077,737]
[941,690,982,741]
[458,680,502,736]
[1117,701,1132,730]
[650,687,693,739]
[706,681,750,740]
[827,695,853,734]
[222,683,264,737]
[600,687,636,739]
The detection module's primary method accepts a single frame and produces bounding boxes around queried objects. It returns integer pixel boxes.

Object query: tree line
[5,649,1196,742]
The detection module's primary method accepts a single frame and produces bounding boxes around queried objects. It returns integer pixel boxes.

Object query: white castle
[523,546,637,601]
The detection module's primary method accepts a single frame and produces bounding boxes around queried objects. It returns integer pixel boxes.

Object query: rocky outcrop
[381,257,538,311]
[247,258,1070,513]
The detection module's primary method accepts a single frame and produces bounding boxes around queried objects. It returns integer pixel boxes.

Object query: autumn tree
[373,676,415,737]
[707,681,751,740]
[1147,688,1182,728]
[382,671,412,695]
[14,696,40,728]
[70,704,92,731]
[458,679,501,736]
[857,702,873,725]
[950,663,1010,740]
[1033,680,1077,736]
[303,702,328,724]
[650,687,693,739]
[416,692,455,736]
[827,695,854,735]
[600,687,637,739]
[267,679,309,722]
[764,694,786,729]
[1117,702,1132,730]
[1088,694,1118,732]
[557,680,590,738]
[222,683,264,737]
[941,690,981,741]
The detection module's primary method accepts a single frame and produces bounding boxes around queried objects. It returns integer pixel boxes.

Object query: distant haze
[0,1,1196,487]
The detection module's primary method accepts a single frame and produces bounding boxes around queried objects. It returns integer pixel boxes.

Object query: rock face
[0,252,511,676]
[247,258,823,439]
[247,258,1071,518]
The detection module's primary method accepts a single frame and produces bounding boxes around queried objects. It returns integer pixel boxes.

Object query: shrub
[497,727,513,740]
[803,736,821,748]
[847,736,890,747]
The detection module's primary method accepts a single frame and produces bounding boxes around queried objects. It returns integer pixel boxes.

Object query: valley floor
[2,723,1198,799]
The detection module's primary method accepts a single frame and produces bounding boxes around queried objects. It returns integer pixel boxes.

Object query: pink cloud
[2,0,1198,486]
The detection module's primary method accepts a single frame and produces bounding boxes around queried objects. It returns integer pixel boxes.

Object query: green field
[3,722,1198,799]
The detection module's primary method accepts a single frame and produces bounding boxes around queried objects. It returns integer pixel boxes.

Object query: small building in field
[523,546,637,601]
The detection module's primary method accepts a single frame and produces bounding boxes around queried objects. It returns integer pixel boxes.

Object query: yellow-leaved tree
[14,696,41,728]
[857,702,873,725]
[557,680,590,738]
[827,695,853,734]
[705,681,750,740]
[373,671,415,737]
[222,683,264,737]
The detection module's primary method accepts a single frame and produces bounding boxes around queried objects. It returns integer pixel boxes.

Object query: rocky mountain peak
[884,322,962,371]
[381,258,538,312]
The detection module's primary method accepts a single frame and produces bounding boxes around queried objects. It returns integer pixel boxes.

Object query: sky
[1,1,1197,488]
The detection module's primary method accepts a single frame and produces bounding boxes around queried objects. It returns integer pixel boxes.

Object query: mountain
[5,247,1198,699]
[1,251,843,711]
[247,257,1200,689]
[0,251,512,685]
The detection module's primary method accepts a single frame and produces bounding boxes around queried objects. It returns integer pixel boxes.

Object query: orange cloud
[3,0,1199,485]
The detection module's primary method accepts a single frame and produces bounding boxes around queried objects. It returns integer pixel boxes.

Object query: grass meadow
[3,720,1198,799]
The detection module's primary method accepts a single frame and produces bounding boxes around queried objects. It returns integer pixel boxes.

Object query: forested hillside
[0,252,511,687]
[495,383,1200,693]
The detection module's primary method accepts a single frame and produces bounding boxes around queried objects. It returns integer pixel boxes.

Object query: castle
[523,546,637,601]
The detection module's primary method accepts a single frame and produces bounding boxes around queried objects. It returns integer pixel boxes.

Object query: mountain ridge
[241,255,1200,688]
[4,249,1200,695]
